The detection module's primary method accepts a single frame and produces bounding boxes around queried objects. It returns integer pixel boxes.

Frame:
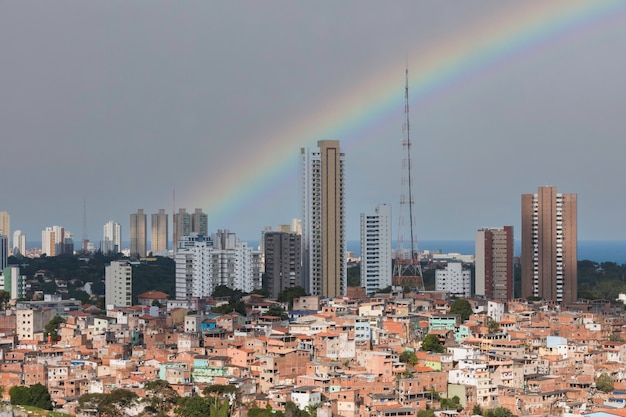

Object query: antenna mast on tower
[393,67,424,291]
[82,198,89,252]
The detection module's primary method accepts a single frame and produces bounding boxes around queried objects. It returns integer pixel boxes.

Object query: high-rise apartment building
[435,262,471,298]
[3,266,26,299]
[130,209,147,257]
[175,232,261,299]
[0,211,9,250]
[521,186,577,304]
[173,209,191,251]
[301,140,346,298]
[191,209,208,236]
[360,204,392,295]
[475,226,514,301]
[264,231,302,299]
[12,230,26,256]
[41,226,71,256]
[151,209,168,254]
[105,261,133,308]
[102,221,121,254]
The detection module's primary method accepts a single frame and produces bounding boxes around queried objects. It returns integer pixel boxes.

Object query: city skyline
[2,2,626,243]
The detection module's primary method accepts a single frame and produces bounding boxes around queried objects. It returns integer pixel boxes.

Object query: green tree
[449,298,472,321]
[472,404,483,415]
[597,372,614,393]
[266,305,288,320]
[30,383,53,410]
[487,319,499,334]
[144,380,179,416]
[483,407,518,417]
[277,286,307,308]
[421,334,445,353]
[440,395,462,411]
[0,290,10,310]
[44,316,65,341]
[250,288,270,297]
[212,285,236,298]
[417,410,436,417]
[248,405,275,417]
[399,350,418,366]
[9,386,30,406]
[175,395,228,417]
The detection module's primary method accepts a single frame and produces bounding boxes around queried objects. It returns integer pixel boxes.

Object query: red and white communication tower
[392,68,425,291]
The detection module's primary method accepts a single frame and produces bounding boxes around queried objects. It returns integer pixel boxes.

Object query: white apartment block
[360,204,392,294]
[175,232,261,299]
[102,221,121,254]
[435,262,471,298]
[105,261,132,308]
[12,230,26,256]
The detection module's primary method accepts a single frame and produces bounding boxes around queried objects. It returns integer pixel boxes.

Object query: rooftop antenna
[393,66,424,291]
[82,198,89,252]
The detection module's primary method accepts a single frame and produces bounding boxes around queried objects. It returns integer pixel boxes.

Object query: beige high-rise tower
[151,209,168,254]
[521,186,577,304]
[0,211,9,250]
[130,209,147,257]
[301,140,346,298]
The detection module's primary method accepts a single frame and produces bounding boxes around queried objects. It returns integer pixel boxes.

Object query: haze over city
[2,1,626,243]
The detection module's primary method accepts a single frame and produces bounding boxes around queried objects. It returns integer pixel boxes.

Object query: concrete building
[360,203,392,294]
[301,140,346,297]
[0,211,9,250]
[41,225,72,256]
[130,209,147,257]
[101,220,121,255]
[191,208,208,236]
[105,261,133,308]
[173,208,191,251]
[2,266,26,299]
[16,307,57,342]
[475,226,514,301]
[175,232,261,299]
[151,209,168,254]
[0,235,7,271]
[12,230,26,256]
[263,231,302,299]
[435,262,471,298]
[521,186,577,303]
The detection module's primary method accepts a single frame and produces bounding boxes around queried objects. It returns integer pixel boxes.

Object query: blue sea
[346,240,626,264]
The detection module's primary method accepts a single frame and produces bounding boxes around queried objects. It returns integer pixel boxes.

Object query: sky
[2,1,626,246]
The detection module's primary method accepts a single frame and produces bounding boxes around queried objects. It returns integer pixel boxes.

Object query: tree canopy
[449,298,472,321]
[597,371,614,393]
[421,334,445,353]
[9,383,53,410]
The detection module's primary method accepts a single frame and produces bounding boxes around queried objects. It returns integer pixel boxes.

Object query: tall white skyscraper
[0,211,9,250]
[175,232,261,299]
[360,204,392,294]
[301,140,346,298]
[12,230,26,256]
[105,261,132,308]
[102,221,122,254]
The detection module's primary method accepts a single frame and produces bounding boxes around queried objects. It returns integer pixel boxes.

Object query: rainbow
[192,1,625,230]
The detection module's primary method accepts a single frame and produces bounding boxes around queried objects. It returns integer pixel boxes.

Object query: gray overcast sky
[2,1,626,244]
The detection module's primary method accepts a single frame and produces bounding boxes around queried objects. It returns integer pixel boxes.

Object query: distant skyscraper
[173,208,191,251]
[12,230,26,256]
[191,208,208,236]
[41,226,70,256]
[105,261,132,308]
[521,186,577,304]
[102,221,122,254]
[0,235,7,271]
[360,204,392,295]
[301,140,346,298]
[264,231,302,299]
[151,209,168,254]
[0,211,9,250]
[475,226,514,301]
[130,209,147,257]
